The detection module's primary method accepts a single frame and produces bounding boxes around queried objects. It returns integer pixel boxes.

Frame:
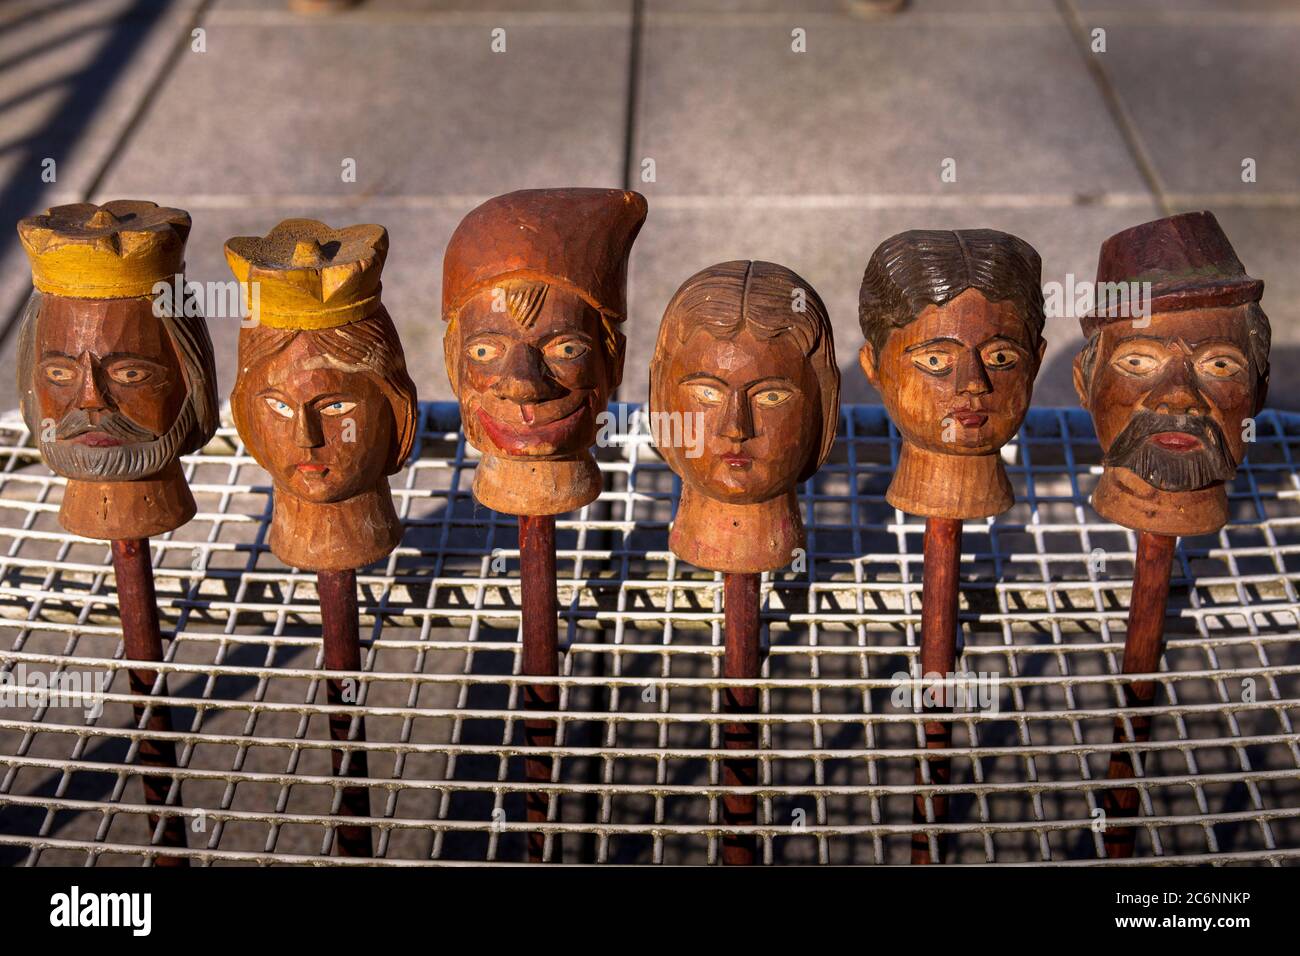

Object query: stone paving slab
[98,15,632,199]
[650,1,1056,14]
[1083,17,1300,197]
[1076,1,1300,12]
[213,0,625,11]
[632,6,1148,199]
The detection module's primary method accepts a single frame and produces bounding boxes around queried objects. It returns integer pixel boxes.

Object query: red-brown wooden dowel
[913,516,962,865]
[110,538,188,867]
[519,514,559,863]
[317,569,373,857]
[722,571,761,865]
[1103,530,1177,858]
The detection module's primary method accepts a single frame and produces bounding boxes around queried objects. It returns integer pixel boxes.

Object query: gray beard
[39,399,196,482]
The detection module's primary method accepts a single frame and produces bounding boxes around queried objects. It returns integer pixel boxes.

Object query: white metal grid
[0,402,1297,866]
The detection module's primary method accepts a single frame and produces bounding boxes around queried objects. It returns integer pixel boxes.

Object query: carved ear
[1072,350,1088,409]
[858,342,879,388]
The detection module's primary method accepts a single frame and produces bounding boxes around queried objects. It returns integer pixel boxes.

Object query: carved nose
[718,389,754,442]
[75,356,109,415]
[1146,358,1209,417]
[294,405,324,448]
[955,349,992,397]
[491,344,563,404]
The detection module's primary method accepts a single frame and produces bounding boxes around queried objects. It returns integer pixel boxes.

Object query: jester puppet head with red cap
[1073,211,1270,536]
[441,188,647,515]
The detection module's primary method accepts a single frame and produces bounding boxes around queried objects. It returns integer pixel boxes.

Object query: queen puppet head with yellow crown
[226,219,418,571]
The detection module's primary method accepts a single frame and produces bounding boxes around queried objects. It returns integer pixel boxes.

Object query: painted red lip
[71,433,122,447]
[1150,431,1202,452]
[952,412,988,428]
[297,463,329,474]
[477,401,589,455]
[722,454,752,469]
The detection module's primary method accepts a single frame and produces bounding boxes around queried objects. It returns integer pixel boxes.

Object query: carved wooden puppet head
[227,220,418,571]
[858,229,1046,519]
[16,201,219,539]
[1073,211,1269,537]
[441,188,647,516]
[649,261,839,573]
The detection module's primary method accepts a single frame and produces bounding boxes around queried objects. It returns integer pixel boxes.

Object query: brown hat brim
[1081,276,1263,337]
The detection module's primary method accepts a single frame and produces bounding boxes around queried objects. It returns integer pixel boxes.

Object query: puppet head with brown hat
[441,188,647,516]
[1073,210,1270,537]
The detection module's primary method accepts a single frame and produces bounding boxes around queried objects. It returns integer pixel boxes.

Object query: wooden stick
[912,516,962,865]
[110,538,188,867]
[316,569,373,857]
[722,571,761,865]
[1102,530,1177,858]
[519,514,559,863]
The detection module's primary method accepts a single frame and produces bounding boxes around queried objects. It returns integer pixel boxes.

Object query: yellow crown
[224,219,388,330]
[17,200,190,299]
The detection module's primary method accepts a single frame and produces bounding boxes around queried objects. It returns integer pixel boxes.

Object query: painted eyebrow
[1113,335,1248,353]
[977,334,1028,350]
[1189,338,1247,352]
[541,331,595,342]
[1111,335,1173,348]
[746,377,795,390]
[679,373,728,386]
[97,353,168,365]
[904,337,963,353]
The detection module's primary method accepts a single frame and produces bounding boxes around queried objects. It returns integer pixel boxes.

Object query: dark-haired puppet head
[857,228,1045,518]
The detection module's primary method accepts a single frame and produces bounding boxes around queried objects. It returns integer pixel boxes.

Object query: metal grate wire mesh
[0,402,1297,866]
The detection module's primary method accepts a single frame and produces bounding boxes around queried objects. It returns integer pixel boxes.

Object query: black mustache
[1104,410,1225,461]
[1104,410,1236,492]
[54,408,160,443]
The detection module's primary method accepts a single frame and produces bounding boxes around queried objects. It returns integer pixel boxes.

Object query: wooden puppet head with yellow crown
[15,200,219,539]
[226,219,417,571]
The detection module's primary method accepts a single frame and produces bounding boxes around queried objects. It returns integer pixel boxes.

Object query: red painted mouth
[722,454,752,469]
[297,463,329,475]
[1149,431,1202,452]
[952,412,988,428]
[477,401,589,455]
[72,433,122,448]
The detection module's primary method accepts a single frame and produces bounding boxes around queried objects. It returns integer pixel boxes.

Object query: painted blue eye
[265,398,293,419]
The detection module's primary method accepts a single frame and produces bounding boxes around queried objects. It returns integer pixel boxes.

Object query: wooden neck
[472,452,602,516]
[59,460,196,539]
[886,442,1014,519]
[269,480,402,571]
[1091,465,1228,537]
[670,484,804,573]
